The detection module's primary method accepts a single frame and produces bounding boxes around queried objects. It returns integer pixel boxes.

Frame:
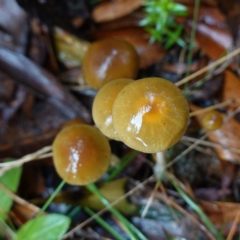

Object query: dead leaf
[200,200,240,228]
[10,202,40,227]
[190,104,240,163]
[53,27,90,68]
[190,22,232,59]
[92,0,144,23]
[222,70,240,109]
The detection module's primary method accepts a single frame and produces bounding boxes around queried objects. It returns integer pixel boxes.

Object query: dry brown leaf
[187,5,226,25]
[10,202,40,227]
[200,200,240,228]
[176,0,217,6]
[192,23,232,59]
[91,27,166,69]
[92,0,144,23]
[222,70,240,109]
[190,104,240,163]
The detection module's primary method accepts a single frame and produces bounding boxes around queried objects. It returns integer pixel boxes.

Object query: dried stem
[189,100,233,117]
[175,46,240,87]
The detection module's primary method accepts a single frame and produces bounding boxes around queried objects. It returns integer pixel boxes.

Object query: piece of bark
[221,70,240,109]
[92,0,144,23]
[91,27,166,69]
[0,47,91,122]
[0,0,28,53]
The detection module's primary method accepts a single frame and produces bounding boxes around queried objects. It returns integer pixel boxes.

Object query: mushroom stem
[154,151,166,180]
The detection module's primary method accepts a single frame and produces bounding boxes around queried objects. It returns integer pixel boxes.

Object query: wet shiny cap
[53,125,111,185]
[83,38,139,89]
[92,78,133,140]
[61,118,86,130]
[112,78,189,153]
[202,110,223,131]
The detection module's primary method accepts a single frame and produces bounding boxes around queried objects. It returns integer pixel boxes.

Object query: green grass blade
[86,183,147,240]
[106,150,138,182]
[38,180,66,216]
[84,207,125,240]
[169,176,224,240]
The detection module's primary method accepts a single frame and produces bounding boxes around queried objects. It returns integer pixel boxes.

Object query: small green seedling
[139,0,188,48]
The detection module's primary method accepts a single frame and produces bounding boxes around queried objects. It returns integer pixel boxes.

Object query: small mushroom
[112,78,189,153]
[92,78,133,140]
[53,125,111,185]
[202,110,223,131]
[82,38,139,89]
[61,118,86,130]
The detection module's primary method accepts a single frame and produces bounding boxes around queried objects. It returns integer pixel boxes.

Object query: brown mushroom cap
[92,78,133,140]
[202,110,223,131]
[83,38,139,89]
[61,118,86,130]
[112,78,189,153]
[53,125,111,185]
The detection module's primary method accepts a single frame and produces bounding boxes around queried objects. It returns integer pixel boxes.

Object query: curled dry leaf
[221,70,240,109]
[92,0,144,23]
[91,27,166,69]
[53,27,90,68]
[190,104,240,163]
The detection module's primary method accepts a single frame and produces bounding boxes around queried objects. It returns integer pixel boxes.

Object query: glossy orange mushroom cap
[53,125,111,185]
[112,78,189,153]
[202,110,223,131]
[92,78,133,140]
[83,38,139,89]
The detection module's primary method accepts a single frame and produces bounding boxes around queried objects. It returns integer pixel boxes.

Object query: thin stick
[61,176,155,239]
[156,192,216,240]
[141,181,160,218]
[181,136,240,155]
[175,46,240,87]
[0,182,40,215]
[0,146,52,176]
[226,211,240,240]
[189,100,233,117]
[166,133,207,169]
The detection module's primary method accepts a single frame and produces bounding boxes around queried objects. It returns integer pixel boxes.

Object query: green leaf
[15,214,70,240]
[0,166,22,219]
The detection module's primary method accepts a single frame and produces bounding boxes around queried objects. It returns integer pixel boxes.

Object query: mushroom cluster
[93,77,189,153]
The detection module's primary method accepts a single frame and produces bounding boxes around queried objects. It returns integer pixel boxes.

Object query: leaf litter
[1,0,240,239]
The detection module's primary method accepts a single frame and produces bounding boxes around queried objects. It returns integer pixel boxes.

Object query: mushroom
[53,124,111,185]
[201,110,223,131]
[82,38,139,90]
[92,78,133,140]
[112,77,189,153]
[61,118,85,130]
